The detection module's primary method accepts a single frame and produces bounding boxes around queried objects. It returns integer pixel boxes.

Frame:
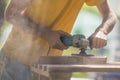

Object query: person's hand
[88,31,107,49]
[43,30,70,50]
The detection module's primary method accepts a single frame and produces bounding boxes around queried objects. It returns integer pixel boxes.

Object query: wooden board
[39,63,120,72]
[39,56,107,64]
[31,56,120,80]
[33,64,120,73]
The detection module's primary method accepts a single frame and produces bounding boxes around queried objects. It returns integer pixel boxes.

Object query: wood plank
[31,62,120,80]
[44,63,120,72]
[39,56,107,64]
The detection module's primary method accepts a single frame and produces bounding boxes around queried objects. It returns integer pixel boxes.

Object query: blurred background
[66,0,120,80]
[0,0,120,80]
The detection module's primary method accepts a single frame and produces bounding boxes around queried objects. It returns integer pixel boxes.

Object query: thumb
[87,36,93,49]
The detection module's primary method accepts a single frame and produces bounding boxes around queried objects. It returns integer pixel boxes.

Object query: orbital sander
[59,34,107,64]
[61,34,91,56]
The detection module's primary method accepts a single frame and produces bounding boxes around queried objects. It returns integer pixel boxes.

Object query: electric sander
[60,34,107,64]
[61,34,91,56]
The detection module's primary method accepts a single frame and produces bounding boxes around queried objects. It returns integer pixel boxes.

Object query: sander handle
[60,36,73,46]
[60,34,89,49]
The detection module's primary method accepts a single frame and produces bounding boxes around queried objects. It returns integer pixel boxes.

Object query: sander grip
[60,36,72,46]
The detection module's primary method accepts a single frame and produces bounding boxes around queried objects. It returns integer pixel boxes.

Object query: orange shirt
[25,0,104,33]
[3,0,105,65]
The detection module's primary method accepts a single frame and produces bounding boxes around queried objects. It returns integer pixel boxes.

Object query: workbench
[31,56,120,80]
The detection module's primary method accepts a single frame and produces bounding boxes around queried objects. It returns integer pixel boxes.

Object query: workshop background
[0,0,120,80]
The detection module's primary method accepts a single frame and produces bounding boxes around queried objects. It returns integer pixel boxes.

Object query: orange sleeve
[85,0,105,6]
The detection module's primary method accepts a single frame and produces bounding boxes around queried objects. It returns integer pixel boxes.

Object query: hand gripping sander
[60,34,107,64]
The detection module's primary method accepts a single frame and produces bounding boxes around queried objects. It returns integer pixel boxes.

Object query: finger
[49,40,62,50]
[96,38,103,48]
[88,37,93,49]
[53,41,68,50]
[101,40,107,47]
[92,38,97,48]
[97,36,106,47]
[99,39,104,48]
[56,44,68,50]
[95,38,105,48]
[52,44,63,50]
[95,38,99,48]
[104,41,107,46]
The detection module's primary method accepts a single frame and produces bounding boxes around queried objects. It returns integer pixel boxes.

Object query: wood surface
[39,56,107,64]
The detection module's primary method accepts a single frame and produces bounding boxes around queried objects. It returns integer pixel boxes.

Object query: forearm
[96,0,117,35]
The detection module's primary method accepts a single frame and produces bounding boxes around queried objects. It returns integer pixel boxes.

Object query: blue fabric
[106,72,120,76]
[1,57,32,80]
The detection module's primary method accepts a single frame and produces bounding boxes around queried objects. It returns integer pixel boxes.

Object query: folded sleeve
[85,0,105,6]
